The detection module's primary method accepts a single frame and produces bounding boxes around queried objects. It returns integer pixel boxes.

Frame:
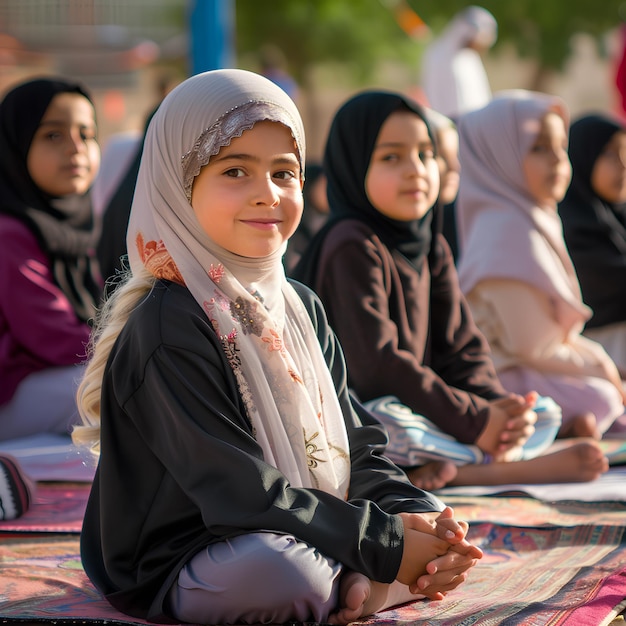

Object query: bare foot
[407,461,458,490]
[327,571,389,625]
[449,439,608,486]
[558,413,601,439]
[328,572,421,625]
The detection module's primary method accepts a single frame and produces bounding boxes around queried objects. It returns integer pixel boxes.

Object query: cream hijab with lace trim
[126,69,350,499]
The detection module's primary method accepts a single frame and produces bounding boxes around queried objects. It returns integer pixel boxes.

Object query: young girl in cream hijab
[456,90,626,440]
[73,69,480,625]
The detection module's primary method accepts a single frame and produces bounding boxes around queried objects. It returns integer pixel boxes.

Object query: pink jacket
[0,215,91,405]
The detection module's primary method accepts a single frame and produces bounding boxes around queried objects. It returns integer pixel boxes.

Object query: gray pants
[0,365,84,441]
[167,532,342,625]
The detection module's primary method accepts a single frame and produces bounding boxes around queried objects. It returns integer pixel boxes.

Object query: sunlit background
[1,0,624,159]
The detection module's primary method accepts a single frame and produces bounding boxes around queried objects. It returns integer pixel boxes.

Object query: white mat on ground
[435,465,626,501]
[0,433,96,482]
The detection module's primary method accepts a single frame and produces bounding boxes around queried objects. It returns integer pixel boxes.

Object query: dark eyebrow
[211,153,258,164]
[37,120,96,130]
[273,155,300,167]
[373,140,434,150]
[373,141,404,150]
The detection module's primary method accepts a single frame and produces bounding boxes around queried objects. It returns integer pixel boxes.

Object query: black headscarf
[0,77,102,322]
[292,91,440,284]
[559,113,626,328]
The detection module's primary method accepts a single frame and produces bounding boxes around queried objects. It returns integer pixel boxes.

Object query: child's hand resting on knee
[477,392,537,460]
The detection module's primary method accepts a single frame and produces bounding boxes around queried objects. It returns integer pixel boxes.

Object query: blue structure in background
[188,0,234,75]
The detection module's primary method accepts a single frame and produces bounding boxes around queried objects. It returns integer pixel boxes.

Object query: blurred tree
[234,0,420,86]
[234,0,624,89]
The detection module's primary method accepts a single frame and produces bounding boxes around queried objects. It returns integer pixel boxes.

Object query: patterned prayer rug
[444,495,626,527]
[1,523,625,626]
[360,523,626,626]
[0,482,88,535]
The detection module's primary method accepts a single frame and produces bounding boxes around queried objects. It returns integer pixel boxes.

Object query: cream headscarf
[456,90,591,332]
[421,6,497,119]
[126,69,350,499]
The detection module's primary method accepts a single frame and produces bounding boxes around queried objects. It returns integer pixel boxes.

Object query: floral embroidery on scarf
[208,263,225,283]
[329,442,350,465]
[261,328,283,352]
[203,295,232,334]
[136,233,185,285]
[215,293,231,312]
[261,329,304,383]
[304,430,326,469]
[219,328,256,432]
[230,297,264,336]
[202,292,230,322]
[220,329,241,368]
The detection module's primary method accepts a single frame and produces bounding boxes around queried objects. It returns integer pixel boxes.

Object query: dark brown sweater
[306,219,507,444]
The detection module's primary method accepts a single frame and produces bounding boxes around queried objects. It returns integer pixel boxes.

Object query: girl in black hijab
[293,92,437,281]
[559,113,626,380]
[0,77,101,441]
[293,90,606,489]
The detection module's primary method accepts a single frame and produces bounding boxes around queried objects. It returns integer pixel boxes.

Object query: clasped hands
[397,506,483,600]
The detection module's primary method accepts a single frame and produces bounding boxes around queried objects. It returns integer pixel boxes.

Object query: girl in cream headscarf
[73,69,480,625]
[456,90,626,441]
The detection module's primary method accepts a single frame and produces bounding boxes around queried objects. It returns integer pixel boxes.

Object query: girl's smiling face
[365,110,440,222]
[191,120,303,258]
[522,111,572,208]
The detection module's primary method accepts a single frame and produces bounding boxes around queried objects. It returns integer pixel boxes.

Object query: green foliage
[234,0,625,81]
[408,0,624,69]
[234,0,420,83]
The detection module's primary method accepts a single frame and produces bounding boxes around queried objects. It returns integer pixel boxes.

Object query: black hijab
[559,113,626,327]
[292,91,440,284]
[0,77,102,322]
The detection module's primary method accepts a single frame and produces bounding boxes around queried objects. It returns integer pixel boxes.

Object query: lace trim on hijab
[181,101,305,201]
